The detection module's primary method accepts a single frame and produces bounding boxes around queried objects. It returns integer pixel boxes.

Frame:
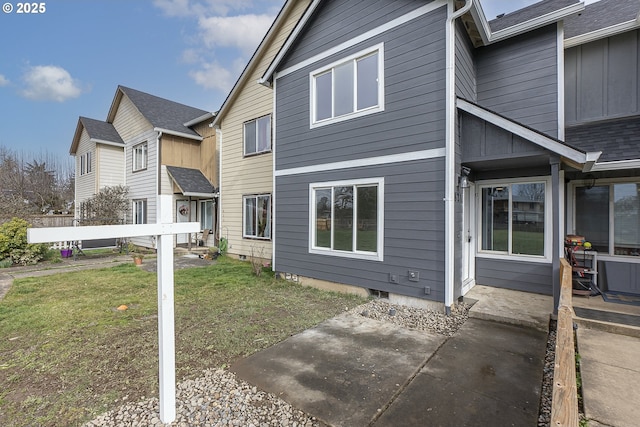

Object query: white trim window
[572,180,640,258]
[133,199,147,225]
[133,142,148,172]
[309,178,384,261]
[478,178,551,261]
[310,43,384,128]
[244,115,271,156]
[80,151,92,175]
[243,194,271,239]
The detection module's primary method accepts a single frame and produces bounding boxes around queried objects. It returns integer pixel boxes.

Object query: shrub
[0,218,49,265]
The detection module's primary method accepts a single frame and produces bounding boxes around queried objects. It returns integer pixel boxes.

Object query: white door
[176,200,196,244]
[461,184,476,295]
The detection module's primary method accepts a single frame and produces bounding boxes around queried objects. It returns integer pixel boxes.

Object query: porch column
[551,157,560,315]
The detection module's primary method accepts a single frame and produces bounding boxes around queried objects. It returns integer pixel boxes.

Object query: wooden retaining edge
[550,258,579,426]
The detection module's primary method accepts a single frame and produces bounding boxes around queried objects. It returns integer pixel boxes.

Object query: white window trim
[133,199,147,225]
[243,115,272,156]
[199,200,213,231]
[133,142,148,172]
[476,177,552,263]
[309,177,384,262]
[567,177,640,263]
[309,43,385,129]
[243,194,272,240]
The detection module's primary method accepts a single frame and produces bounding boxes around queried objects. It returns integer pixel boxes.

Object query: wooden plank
[551,258,579,427]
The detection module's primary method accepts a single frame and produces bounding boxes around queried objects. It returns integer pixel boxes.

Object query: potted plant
[60,247,72,258]
[132,253,144,265]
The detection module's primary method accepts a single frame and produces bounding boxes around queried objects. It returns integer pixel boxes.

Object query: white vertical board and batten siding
[274,1,448,301]
[219,0,311,260]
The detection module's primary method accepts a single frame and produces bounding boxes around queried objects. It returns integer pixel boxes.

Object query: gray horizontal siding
[275,5,446,171]
[455,20,476,101]
[281,0,436,69]
[476,258,552,295]
[475,24,559,137]
[565,30,640,125]
[274,158,447,301]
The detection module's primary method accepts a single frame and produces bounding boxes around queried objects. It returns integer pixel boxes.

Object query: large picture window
[133,142,147,172]
[310,44,384,127]
[243,194,271,239]
[574,182,640,257]
[480,181,547,258]
[310,178,384,261]
[244,115,271,156]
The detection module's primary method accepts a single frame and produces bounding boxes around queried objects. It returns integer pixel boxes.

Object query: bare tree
[80,185,130,225]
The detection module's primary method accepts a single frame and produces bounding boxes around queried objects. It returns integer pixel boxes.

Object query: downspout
[445,0,472,315]
[215,126,222,245]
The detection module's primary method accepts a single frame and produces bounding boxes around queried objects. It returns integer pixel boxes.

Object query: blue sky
[0,0,599,161]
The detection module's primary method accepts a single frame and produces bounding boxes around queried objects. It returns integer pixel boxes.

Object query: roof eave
[154,127,203,142]
[184,111,216,128]
[91,138,125,148]
[69,119,85,155]
[486,2,585,45]
[564,19,640,48]
[590,158,640,171]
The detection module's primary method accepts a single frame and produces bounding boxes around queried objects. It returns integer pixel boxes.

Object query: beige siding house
[71,86,217,249]
[212,0,311,262]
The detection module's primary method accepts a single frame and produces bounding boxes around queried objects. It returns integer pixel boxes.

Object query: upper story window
[133,142,147,172]
[244,115,271,156]
[572,180,640,258]
[80,151,92,176]
[478,179,550,260]
[310,44,384,128]
[310,178,384,261]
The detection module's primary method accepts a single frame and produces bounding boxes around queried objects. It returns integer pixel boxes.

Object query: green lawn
[316,229,377,252]
[0,257,365,427]
[488,229,545,256]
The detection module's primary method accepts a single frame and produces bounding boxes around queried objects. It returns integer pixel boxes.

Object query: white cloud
[21,65,83,102]
[189,57,247,94]
[0,74,9,86]
[198,14,274,55]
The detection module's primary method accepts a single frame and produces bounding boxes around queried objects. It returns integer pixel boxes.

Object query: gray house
[258,0,640,313]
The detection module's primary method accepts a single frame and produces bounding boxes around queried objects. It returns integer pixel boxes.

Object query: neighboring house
[256,0,639,313]
[70,86,217,248]
[212,0,312,262]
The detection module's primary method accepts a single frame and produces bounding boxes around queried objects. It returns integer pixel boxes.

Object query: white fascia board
[28,222,200,243]
[590,158,640,171]
[91,138,124,148]
[260,0,322,86]
[456,98,596,165]
[183,192,216,198]
[153,127,203,141]
[184,112,215,128]
[488,3,585,44]
[564,20,640,48]
[471,2,585,46]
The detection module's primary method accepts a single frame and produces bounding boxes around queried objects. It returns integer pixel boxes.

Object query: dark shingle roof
[79,117,124,145]
[565,117,640,162]
[488,0,580,32]
[564,0,640,39]
[166,166,216,196]
[118,86,209,138]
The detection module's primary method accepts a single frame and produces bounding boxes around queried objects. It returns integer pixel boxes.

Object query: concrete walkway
[232,292,549,427]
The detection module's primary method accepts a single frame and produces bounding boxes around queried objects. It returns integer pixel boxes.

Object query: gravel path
[83,299,555,427]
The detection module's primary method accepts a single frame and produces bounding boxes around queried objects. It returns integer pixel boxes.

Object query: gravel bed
[85,299,568,427]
